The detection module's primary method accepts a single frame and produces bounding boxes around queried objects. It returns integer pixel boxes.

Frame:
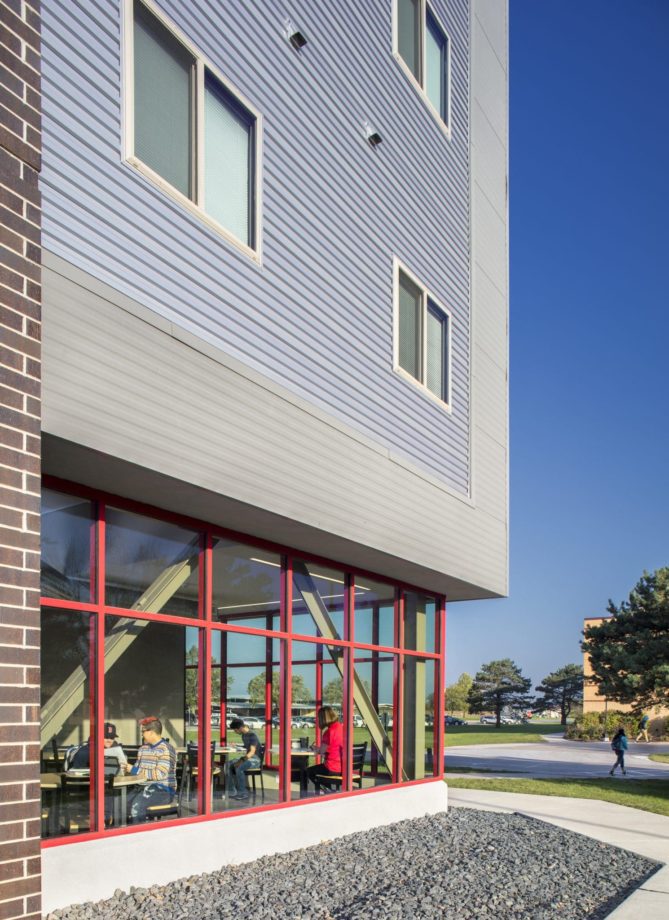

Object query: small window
[395,263,451,406]
[394,0,451,130]
[127,1,258,253]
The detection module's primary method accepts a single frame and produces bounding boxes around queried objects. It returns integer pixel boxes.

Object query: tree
[582,568,669,711]
[467,659,532,727]
[247,671,311,710]
[185,646,232,714]
[322,676,371,706]
[534,664,583,725]
[446,673,473,716]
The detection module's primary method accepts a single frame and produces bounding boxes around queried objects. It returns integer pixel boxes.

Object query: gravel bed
[47,808,660,920]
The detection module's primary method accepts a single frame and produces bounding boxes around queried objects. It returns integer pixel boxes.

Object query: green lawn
[649,753,669,765]
[444,723,564,747]
[446,776,669,817]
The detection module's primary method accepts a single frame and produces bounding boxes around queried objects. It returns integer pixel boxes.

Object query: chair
[315,742,367,794]
[146,763,188,822]
[244,743,266,801]
[60,773,116,833]
[182,741,220,809]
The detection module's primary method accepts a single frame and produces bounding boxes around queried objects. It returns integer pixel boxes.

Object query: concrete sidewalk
[448,787,669,919]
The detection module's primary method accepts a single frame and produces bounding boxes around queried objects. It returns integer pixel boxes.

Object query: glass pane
[290,641,344,800]
[292,560,346,639]
[398,0,421,81]
[353,578,395,648]
[403,591,436,653]
[41,608,95,838]
[134,2,193,198]
[398,271,422,381]
[426,304,447,400]
[41,489,93,602]
[104,617,191,822]
[105,508,200,617]
[352,654,395,789]
[403,658,436,779]
[426,11,448,120]
[212,633,281,812]
[205,75,253,246]
[212,539,281,630]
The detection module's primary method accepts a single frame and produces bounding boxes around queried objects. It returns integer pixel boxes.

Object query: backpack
[611,736,622,753]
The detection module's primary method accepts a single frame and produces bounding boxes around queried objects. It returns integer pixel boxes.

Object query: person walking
[609,727,628,776]
[635,713,650,743]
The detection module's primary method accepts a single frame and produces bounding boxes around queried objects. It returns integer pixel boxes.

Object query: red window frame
[40,476,446,848]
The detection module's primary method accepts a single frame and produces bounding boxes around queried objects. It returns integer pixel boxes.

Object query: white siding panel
[472,269,507,372]
[473,0,508,72]
[471,15,506,144]
[43,259,507,598]
[473,349,507,448]
[472,99,507,221]
[472,184,507,297]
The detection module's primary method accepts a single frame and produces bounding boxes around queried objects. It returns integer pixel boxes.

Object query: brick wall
[0,1,42,918]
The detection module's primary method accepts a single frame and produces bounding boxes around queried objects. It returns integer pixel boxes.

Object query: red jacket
[323,721,344,772]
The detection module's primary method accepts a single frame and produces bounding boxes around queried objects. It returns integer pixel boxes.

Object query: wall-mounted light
[364,121,383,147]
[284,19,307,50]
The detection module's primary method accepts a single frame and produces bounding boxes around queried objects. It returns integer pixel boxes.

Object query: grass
[649,753,669,765]
[444,723,564,747]
[446,776,669,817]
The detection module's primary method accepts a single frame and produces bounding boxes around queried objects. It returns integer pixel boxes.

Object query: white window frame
[393,257,452,411]
[121,0,263,263]
[392,0,452,140]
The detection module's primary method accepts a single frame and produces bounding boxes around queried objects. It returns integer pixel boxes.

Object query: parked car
[445,716,466,726]
[241,715,263,729]
[352,715,365,728]
[479,715,497,724]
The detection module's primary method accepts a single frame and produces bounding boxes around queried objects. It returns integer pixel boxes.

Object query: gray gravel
[47,809,661,920]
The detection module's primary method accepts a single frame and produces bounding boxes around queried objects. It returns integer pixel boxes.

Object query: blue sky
[447,0,669,689]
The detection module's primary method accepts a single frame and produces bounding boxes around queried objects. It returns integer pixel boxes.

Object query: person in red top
[306,706,344,793]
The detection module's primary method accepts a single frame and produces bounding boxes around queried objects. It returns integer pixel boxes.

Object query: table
[40,773,61,836]
[270,748,314,794]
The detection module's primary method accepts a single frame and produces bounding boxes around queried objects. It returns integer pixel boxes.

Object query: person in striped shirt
[123,716,176,821]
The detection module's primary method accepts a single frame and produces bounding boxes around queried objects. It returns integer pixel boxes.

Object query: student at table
[306,706,343,792]
[63,721,127,773]
[123,716,177,821]
[228,718,261,800]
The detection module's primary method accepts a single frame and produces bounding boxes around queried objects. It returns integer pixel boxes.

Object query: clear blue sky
[447,0,669,689]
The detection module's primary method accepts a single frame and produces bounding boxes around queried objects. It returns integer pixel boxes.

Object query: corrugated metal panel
[472,99,506,221]
[43,260,507,597]
[473,0,507,72]
[471,270,506,372]
[40,0,471,492]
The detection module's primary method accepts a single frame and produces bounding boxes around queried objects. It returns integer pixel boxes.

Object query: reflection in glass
[352,654,395,788]
[41,489,93,602]
[292,560,345,639]
[40,608,94,837]
[403,592,436,654]
[402,658,436,780]
[105,508,200,617]
[353,578,395,647]
[290,640,345,800]
[211,632,282,811]
[212,539,281,630]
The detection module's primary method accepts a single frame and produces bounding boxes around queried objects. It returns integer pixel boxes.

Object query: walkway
[448,787,669,919]
[446,736,669,779]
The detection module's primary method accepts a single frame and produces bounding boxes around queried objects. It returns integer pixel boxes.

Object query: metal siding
[42,257,506,597]
[40,0,471,492]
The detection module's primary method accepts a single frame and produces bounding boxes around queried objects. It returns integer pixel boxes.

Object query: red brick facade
[0,0,42,917]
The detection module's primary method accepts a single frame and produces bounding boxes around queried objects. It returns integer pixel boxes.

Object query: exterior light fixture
[284,19,307,50]
[364,122,383,147]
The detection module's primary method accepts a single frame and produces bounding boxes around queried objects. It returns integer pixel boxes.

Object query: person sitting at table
[306,706,343,793]
[123,716,177,821]
[64,722,127,773]
[228,718,261,800]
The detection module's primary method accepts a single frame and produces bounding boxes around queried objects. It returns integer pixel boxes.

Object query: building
[0,1,508,916]
[583,617,669,722]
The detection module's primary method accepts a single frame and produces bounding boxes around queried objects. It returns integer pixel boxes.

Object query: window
[395,263,451,406]
[126,1,259,253]
[394,0,451,130]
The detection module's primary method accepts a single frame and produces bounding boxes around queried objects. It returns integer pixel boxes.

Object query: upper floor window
[394,0,451,132]
[395,261,451,407]
[126,1,259,255]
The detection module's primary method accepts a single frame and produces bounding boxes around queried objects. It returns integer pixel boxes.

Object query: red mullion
[393,589,404,784]
[435,596,447,779]
[93,502,106,835]
[343,575,354,792]
[280,556,292,803]
[44,475,443,599]
[40,597,98,612]
[371,606,379,776]
[199,533,212,816]
[265,624,273,765]
[102,603,203,630]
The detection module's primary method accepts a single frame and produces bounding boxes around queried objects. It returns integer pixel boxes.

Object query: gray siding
[41,0,471,492]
